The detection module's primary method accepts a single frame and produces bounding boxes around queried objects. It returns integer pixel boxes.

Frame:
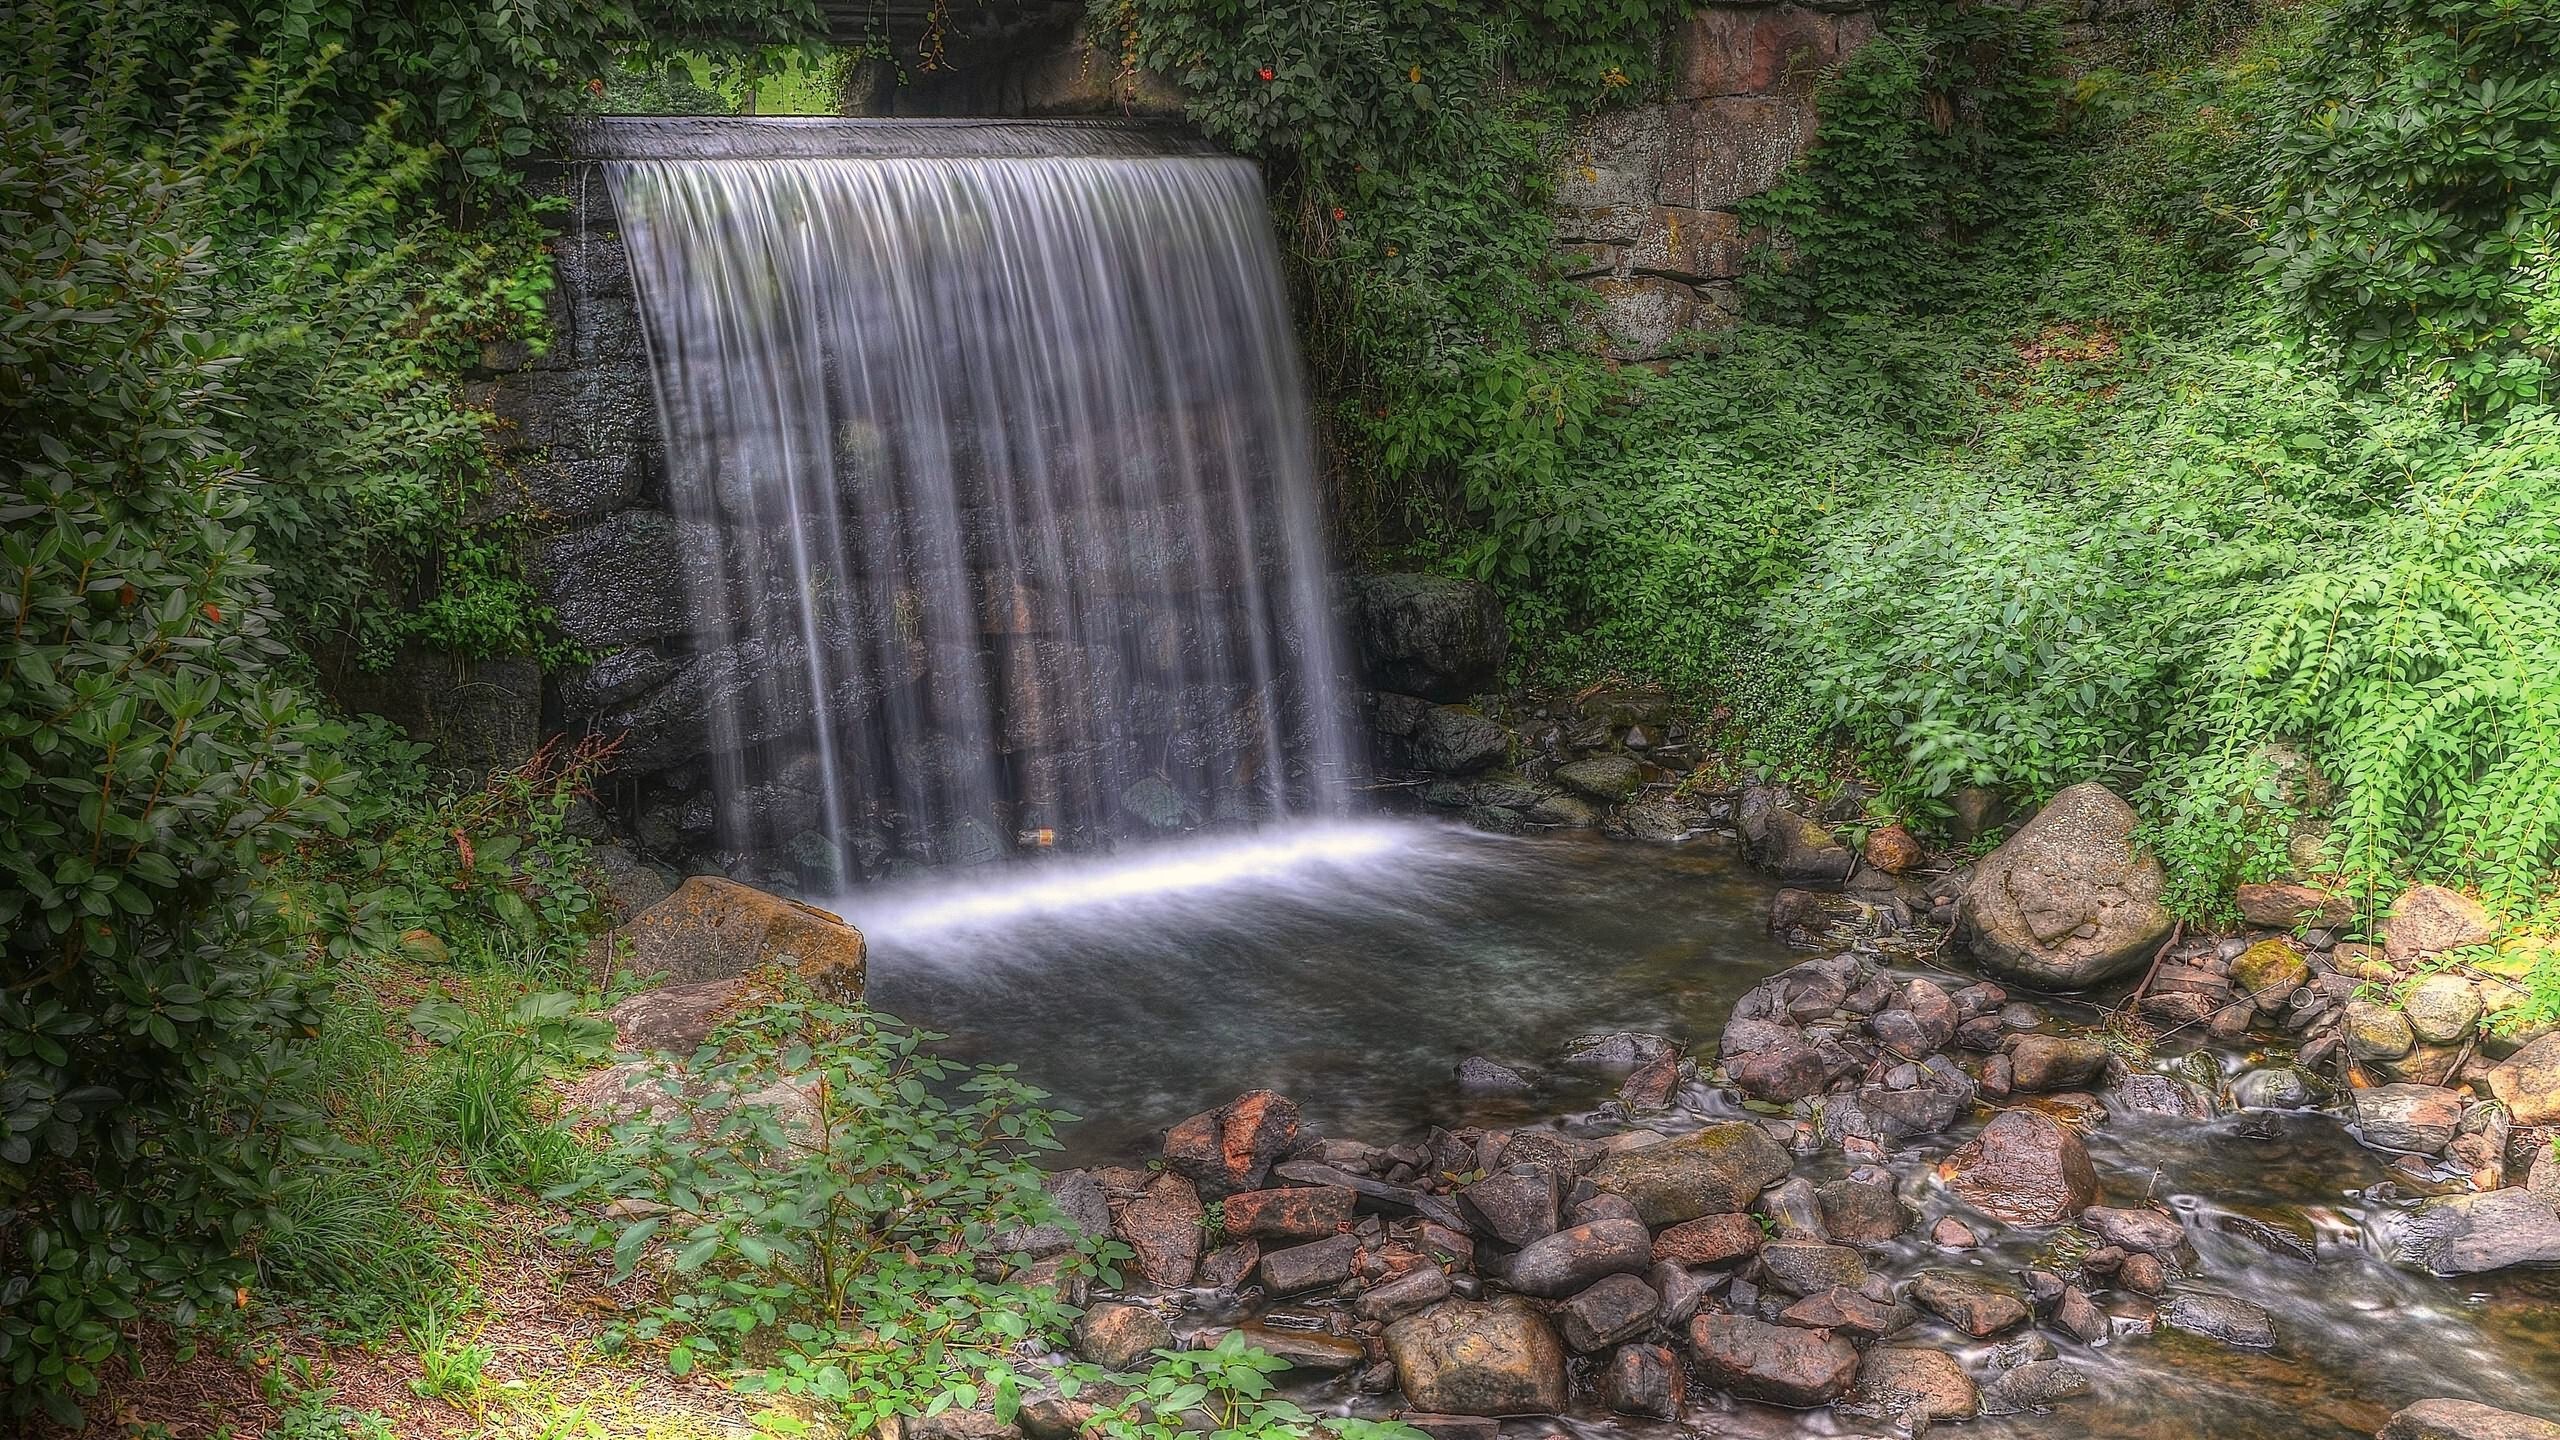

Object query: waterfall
[603,124,1354,877]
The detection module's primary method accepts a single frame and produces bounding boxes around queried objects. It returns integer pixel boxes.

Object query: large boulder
[1954,783,2174,990]
[623,877,866,996]
[2384,885,2496,964]
[1350,574,1508,701]
[2380,1399,2560,1440]
[2401,1189,2560,1276]
[1936,1109,2098,1225]
[1384,1297,1568,1416]
[1589,1121,1793,1226]
[2487,1034,2560,1125]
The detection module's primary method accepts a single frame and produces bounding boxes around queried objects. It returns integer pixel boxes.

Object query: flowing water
[829,820,2560,1440]
[607,126,1353,875]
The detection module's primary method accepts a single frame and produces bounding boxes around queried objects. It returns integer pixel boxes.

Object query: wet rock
[1503,1218,1652,1298]
[1072,1302,1169,1372]
[1590,1121,1793,1227]
[2119,1251,2167,1294]
[1222,1186,1356,1243]
[1779,1285,1906,1340]
[1907,1271,2029,1336]
[1757,805,1855,885]
[2236,881,2354,932]
[1955,782,2175,990]
[1849,1347,1979,1424]
[1726,1028,1840,1103]
[1757,1176,1827,1242]
[1568,1192,1644,1228]
[1356,1263,1454,1324]
[1558,1273,1661,1352]
[1232,1324,1365,1374]
[1619,1050,1682,1112]
[1459,1166,1560,1247]
[2229,939,2312,1003]
[624,876,868,993]
[1933,1217,1980,1249]
[2487,1034,2560,1125]
[2112,1071,2218,1119]
[1938,1109,2100,1225]
[2079,1206,2195,1264]
[1817,1171,1908,1244]
[1652,1212,1766,1268]
[1979,1359,2090,1414]
[2384,884,2496,964]
[1258,1233,1364,1296]
[1652,1261,1706,1325]
[1555,754,1643,802]
[1559,1031,1678,1075]
[2353,1084,2465,1155]
[1866,822,1925,875]
[1196,1241,1260,1291]
[1601,1342,1686,1419]
[1414,707,1510,775]
[1455,1056,1535,1097]
[1856,1058,1980,1139]
[1687,1311,1861,1408]
[2346,999,2419,1062]
[2378,1398,2560,1440]
[1395,1418,1499,1440]
[2159,1291,2277,1349]
[1163,1090,1302,1197]
[2053,1285,2108,1342]
[1350,574,1507,701]
[2213,1212,2318,1265]
[1758,1241,1867,1297]
[2231,1067,2323,1110]
[2403,1188,2560,1275]
[1114,1172,1205,1288]
[1384,1297,1568,1416]
[2406,975,2485,1045]
[2008,1034,2111,1093]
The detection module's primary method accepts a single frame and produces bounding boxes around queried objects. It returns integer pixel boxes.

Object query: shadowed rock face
[1956,782,2175,990]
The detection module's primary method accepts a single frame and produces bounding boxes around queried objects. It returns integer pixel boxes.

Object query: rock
[1950,786,2007,843]
[2111,1071,2218,1119]
[1414,706,1510,775]
[1906,1271,2028,1337]
[1568,1192,1643,1228]
[1163,1090,1302,1197]
[1558,1273,1661,1352]
[2079,1206,2194,1263]
[2228,940,2312,1003]
[1555,754,1644,802]
[1589,1121,1793,1227]
[2053,1285,2108,1343]
[2119,1251,2167,1294]
[2402,1188,2560,1275]
[1459,1166,1560,1247]
[1196,1241,1260,1290]
[1866,822,1925,875]
[1231,1324,1366,1374]
[2379,1399,2560,1440]
[1850,1347,1980,1424]
[2159,1292,2277,1349]
[1932,1217,1980,1249]
[1501,1218,1651,1298]
[1222,1186,1356,1243]
[1937,1109,2100,1225]
[2345,1000,2419,1062]
[2007,1035,2110,1093]
[1979,1359,2090,1413]
[1357,1264,1454,1323]
[2352,1084,2465,1155]
[2487,1034,2560,1125]
[1651,1212,1766,1267]
[1817,1171,1908,1244]
[1601,1342,1685,1419]
[1651,1261,1705,1325]
[1114,1172,1205,1289]
[1954,782,2174,989]
[623,877,867,995]
[1455,1056,1535,1097]
[1072,1302,1169,1372]
[1258,1233,1364,1296]
[998,1170,1113,1260]
[1727,1029,1840,1103]
[2405,975,2485,1045]
[586,842,675,923]
[1558,1031,1678,1074]
[904,1411,1019,1440]
[1778,1285,1906,1340]
[1758,807,1854,884]
[1756,1175,1826,1241]
[606,978,746,1054]
[1686,1311,1861,1408]
[2384,885,2496,963]
[1758,1241,1868,1297]
[2236,881,2354,931]
[2231,1067,2322,1110]
[1384,1297,1568,1416]
[1350,574,1507,701]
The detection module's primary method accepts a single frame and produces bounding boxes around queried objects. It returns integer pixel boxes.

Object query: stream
[825,821,2560,1439]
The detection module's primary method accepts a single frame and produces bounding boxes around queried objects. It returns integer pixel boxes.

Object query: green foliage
[2255,0,2560,414]
[1087,1331,1421,1440]
[559,995,1119,1429]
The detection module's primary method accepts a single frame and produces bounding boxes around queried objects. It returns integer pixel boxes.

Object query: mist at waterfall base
[607,138,1352,879]
[838,818,2560,1440]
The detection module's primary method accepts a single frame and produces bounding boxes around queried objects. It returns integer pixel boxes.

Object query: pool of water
[818,820,2560,1439]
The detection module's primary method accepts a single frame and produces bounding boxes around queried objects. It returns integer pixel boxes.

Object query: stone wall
[1554,2,1878,360]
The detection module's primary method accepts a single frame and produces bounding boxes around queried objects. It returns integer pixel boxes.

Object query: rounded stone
[2404,974,2485,1045]
[2344,999,2418,1062]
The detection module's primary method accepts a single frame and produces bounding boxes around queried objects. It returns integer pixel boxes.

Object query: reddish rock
[1113,1171,1205,1289]
[1850,1347,1979,1423]
[1619,1050,1682,1112]
[2235,880,2353,931]
[1778,1285,1904,1340]
[1866,821,1925,875]
[1386,1297,1569,1416]
[1221,1186,1355,1242]
[1937,1109,2100,1225]
[1196,1240,1260,1291]
[2384,884,2496,963]
[1601,1342,1686,1419]
[1652,1211,1765,1267]
[1674,3,1877,100]
[2005,1034,2111,1093]
[1687,1311,1860,1408]
[1906,1271,2028,1337]
[1163,1090,1302,1197]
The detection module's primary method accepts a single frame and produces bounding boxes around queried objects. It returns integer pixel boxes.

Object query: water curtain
[606,130,1352,873]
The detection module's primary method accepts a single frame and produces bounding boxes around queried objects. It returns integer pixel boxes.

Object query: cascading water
[602,122,1354,876]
